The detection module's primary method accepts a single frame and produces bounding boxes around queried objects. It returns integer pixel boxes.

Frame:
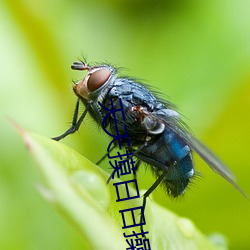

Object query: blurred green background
[1,0,250,249]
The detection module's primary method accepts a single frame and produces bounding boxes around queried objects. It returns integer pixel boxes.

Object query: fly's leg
[106,171,114,184]
[52,99,89,141]
[133,160,141,189]
[140,171,167,231]
[52,98,105,141]
[88,100,106,125]
[106,149,141,185]
[96,144,116,165]
[96,144,116,184]
[96,152,108,165]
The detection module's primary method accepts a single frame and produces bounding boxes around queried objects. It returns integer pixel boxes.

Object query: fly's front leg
[88,100,107,125]
[52,99,89,141]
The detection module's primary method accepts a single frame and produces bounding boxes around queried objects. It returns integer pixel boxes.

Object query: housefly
[52,60,246,209]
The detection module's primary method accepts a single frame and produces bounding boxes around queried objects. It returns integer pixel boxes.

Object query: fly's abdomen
[162,129,194,197]
[138,128,194,197]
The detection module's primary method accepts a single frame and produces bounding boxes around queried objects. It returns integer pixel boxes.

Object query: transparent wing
[171,123,247,198]
[147,110,247,198]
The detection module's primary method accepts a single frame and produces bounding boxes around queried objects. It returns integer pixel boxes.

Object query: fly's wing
[150,110,247,198]
[181,131,247,198]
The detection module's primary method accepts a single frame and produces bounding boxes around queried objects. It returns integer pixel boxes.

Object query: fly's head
[72,61,116,101]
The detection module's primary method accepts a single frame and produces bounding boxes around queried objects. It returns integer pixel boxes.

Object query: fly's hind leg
[133,160,141,189]
[140,171,167,231]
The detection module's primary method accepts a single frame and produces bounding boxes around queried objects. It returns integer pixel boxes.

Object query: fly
[52,60,247,212]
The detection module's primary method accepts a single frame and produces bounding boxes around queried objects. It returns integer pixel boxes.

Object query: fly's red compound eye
[87,68,111,92]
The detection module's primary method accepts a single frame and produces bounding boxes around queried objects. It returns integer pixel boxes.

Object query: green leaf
[19,127,227,250]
